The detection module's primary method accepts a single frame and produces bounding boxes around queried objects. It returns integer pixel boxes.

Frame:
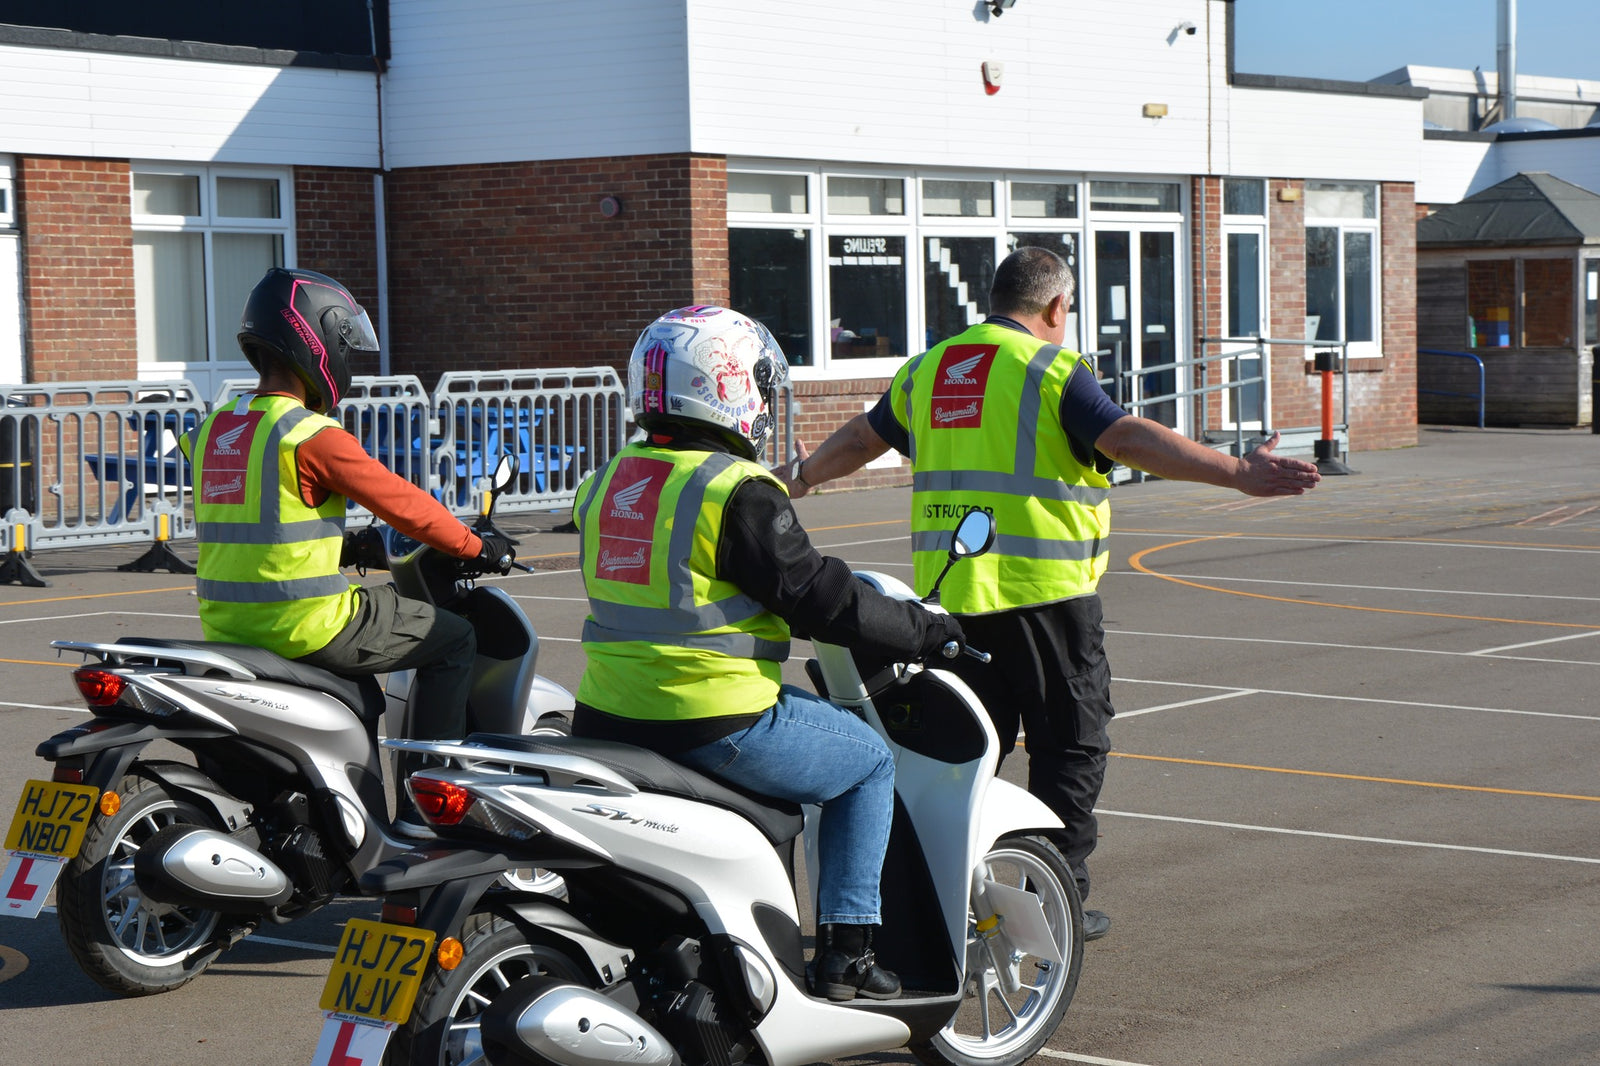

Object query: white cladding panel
[0,45,377,167]
[1225,88,1422,183]
[687,0,1224,175]
[1490,138,1600,199]
[382,0,691,168]
[1416,139,1498,205]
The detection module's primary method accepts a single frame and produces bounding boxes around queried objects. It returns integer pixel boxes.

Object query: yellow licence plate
[319,918,437,1025]
[4,780,101,859]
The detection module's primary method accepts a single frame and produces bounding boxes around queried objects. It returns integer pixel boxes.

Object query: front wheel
[912,834,1083,1066]
[394,911,591,1066]
[55,773,226,995]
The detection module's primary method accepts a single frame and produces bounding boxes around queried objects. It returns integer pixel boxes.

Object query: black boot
[812,923,902,1002]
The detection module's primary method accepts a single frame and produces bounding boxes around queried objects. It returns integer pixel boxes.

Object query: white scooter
[361,509,1083,1066]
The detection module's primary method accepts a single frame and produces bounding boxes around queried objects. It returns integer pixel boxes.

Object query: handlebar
[939,640,991,664]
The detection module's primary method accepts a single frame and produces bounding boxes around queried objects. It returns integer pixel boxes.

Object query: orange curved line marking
[1120,527,1600,552]
[1127,537,1600,631]
[1111,751,1600,802]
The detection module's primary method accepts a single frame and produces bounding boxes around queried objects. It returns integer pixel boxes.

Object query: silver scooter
[357,509,1083,1066]
[20,456,572,996]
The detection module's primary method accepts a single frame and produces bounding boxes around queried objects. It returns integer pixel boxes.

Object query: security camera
[1178,20,1197,35]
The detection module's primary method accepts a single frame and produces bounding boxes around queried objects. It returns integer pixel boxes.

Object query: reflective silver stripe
[912,529,1106,563]
[582,618,790,660]
[1013,343,1061,475]
[572,460,608,575]
[911,469,1109,507]
[897,352,928,465]
[196,573,352,602]
[589,591,770,634]
[195,516,345,545]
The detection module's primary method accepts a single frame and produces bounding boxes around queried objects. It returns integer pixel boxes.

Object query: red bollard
[1312,348,1355,475]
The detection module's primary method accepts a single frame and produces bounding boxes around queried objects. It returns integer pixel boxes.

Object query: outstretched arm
[1093,421,1321,497]
[781,412,893,498]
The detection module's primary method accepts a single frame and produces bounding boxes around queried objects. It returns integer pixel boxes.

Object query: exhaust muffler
[134,825,294,911]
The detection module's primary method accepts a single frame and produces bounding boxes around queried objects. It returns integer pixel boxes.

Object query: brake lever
[939,640,991,664]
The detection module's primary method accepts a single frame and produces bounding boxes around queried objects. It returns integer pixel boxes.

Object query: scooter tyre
[911,833,1083,1066]
[55,773,226,996]
[394,911,592,1066]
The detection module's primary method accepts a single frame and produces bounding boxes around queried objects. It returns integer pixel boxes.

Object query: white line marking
[1114,531,1600,555]
[1036,1049,1160,1066]
[1548,504,1599,526]
[1121,690,1259,715]
[1097,808,1600,865]
[0,700,79,712]
[1107,628,1600,668]
[1117,571,1600,604]
[1515,505,1568,526]
[1114,676,1600,723]
[0,610,198,626]
[33,907,340,952]
[1473,630,1600,655]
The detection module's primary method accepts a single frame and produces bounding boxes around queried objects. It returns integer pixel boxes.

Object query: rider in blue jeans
[570,306,964,1001]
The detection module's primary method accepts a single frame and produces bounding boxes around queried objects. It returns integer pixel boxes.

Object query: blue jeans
[674,685,894,926]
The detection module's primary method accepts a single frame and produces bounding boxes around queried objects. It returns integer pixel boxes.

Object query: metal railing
[0,368,629,580]
[1418,348,1486,429]
[1199,336,1351,453]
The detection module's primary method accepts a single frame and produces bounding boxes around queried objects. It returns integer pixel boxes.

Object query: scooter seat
[115,637,387,724]
[464,732,805,846]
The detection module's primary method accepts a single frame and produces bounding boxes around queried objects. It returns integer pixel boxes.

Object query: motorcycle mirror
[949,508,995,559]
[923,509,995,604]
[490,453,518,493]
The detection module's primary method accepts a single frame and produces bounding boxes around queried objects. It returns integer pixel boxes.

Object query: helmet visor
[340,307,382,353]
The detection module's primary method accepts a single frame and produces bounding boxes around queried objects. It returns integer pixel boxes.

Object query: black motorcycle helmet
[237,267,378,411]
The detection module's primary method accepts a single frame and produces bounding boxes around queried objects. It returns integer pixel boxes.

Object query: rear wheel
[912,834,1083,1066]
[395,912,590,1066]
[55,773,225,995]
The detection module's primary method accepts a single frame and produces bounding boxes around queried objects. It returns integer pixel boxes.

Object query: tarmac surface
[0,424,1597,1065]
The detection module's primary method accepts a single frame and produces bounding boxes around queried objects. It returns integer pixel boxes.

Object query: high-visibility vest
[181,394,356,657]
[572,443,791,722]
[890,321,1112,615]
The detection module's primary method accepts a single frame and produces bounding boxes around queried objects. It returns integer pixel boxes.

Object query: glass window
[828,234,906,360]
[133,232,207,364]
[1223,179,1265,217]
[132,173,201,217]
[1522,259,1573,348]
[922,179,993,218]
[1089,180,1179,213]
[1305,182,1376,219]
[728,172,807,215]
[1011,182,1078,219]
[1467,259,1514,348]
[1226,232,1262,337]
[1008,231,1081,349]
[924,237,995,346]
[216,177,281,219]
[730,228,814,366]
[1306,224,1378,348]
[131,167,291,377]
[826,176,904,216]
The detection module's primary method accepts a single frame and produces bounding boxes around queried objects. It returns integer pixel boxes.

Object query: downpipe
[133,825,294,913]
[481,974,680,1066]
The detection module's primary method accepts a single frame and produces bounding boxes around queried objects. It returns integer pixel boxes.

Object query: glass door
[1092,227,1181,429]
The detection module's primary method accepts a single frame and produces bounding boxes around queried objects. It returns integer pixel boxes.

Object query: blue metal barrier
[1418,349,1486,429]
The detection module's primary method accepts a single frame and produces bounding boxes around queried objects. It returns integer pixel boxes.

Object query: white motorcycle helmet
[628,306,789,460]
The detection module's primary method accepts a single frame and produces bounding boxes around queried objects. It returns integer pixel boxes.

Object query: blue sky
[1232,0,1599,83]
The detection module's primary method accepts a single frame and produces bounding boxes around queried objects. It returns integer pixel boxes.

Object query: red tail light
[408,776,475,826]
[73,668,127,707]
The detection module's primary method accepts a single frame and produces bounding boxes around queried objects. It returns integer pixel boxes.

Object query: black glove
[919,612,966,661]
[340,526,386,570]
[475,530,516,575]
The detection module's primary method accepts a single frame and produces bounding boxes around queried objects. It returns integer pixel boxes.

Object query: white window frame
[130,163,295,387]
[0,155,14,229]
[1304,182,1380,360]
[1221,179,1269,430]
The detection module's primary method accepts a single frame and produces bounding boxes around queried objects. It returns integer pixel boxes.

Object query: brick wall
[1266,179,1314,433]
[1372,181,1418,449]
[296,167,383,377]
[18,157,137,382]
[383,154,730,385]
[787,377,910,492]
[1190,176,1224,430]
